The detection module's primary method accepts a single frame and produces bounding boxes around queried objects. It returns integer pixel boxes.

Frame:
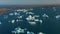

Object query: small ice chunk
[0,22,2,25]
[12,31,17,34]
[38,32,44,34]
[17,9,24,11]
[17,16,23,18]
[11,20,15,24]
[16,19,19,22]
[28,12,34,14]
[26,15,35,20]
[14,12,20,15]
[26,12,34,15]
[17,9,28,13]
[16,28,24,33]
[34,19,39,21]
[42,14,49,18]
[52,7,56,11]
[29,22,36,25]
[12,27,26,34]
[55,15,60,19]
[39,20,43,24]
[27,31,30,34]
[42,8,44,9]
[27,31,35,34]
[9,13,14,16]
[23,9,28,12]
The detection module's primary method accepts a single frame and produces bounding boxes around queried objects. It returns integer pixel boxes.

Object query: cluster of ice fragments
[0,7,60,34]
[1,8,59,26]
[12,27,45,34]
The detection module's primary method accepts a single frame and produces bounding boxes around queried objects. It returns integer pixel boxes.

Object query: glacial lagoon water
[0,7,60,34]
